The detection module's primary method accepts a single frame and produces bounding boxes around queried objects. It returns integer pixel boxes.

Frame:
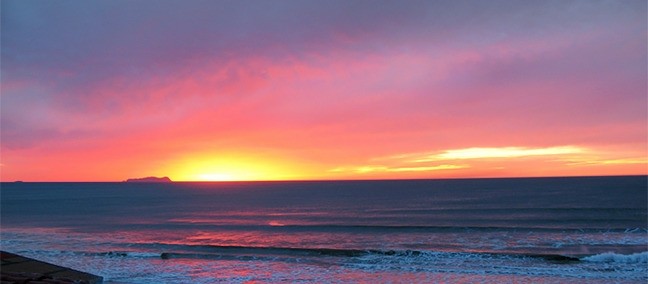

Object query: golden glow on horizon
[330,164,467,174]
[197,173,236,182]
[157,146,645,181]
[563,157,648,166]
[327,145,647,178]
[162,152,302,181]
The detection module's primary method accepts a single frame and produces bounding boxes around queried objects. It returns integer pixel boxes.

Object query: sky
[1,0,646,181]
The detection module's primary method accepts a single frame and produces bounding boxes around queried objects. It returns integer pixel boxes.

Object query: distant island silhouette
[124,176,172,183]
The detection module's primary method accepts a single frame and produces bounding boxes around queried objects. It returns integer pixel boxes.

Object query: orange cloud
[329,145,645,179]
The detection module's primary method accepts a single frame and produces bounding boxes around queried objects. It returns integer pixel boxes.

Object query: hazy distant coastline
[124,176,172,183]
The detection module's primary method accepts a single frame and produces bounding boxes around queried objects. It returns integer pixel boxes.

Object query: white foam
[582,251,648,263]
[123,252,161,258]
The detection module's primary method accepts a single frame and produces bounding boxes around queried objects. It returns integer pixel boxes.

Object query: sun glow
[162,152,303,181]
[197,173,236,181]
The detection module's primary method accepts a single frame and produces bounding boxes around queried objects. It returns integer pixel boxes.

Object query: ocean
[1,176,646,283]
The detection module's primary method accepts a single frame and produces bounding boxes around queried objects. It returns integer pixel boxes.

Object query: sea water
[1,176,646,283]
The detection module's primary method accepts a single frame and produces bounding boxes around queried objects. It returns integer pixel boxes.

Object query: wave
[582,251,648,263]
[66,244,564,261]
[97,251,162,258]
[152,244,398,258]
[141,244,648,265]
[39,250,164,259]
[126,243,592,263]
[145,223,648,233]
[26,243,648,266]
[13,246,648,280]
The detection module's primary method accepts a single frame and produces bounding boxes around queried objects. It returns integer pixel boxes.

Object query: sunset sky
[1,0,646,181]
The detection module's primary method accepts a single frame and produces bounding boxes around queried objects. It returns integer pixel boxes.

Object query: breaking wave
[582,251,648,263]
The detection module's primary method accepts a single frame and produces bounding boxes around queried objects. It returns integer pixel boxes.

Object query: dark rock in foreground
[124,176,173,183]
[0,251,103,284]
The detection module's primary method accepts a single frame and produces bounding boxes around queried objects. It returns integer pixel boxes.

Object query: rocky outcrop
[124,176,172,183]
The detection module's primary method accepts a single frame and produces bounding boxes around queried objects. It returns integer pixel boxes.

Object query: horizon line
[2,174,646,183]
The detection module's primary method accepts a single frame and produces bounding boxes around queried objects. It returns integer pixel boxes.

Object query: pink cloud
[2,1,645,181]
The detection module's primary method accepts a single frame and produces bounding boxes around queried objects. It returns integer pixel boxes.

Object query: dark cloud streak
[5,0,641,85]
